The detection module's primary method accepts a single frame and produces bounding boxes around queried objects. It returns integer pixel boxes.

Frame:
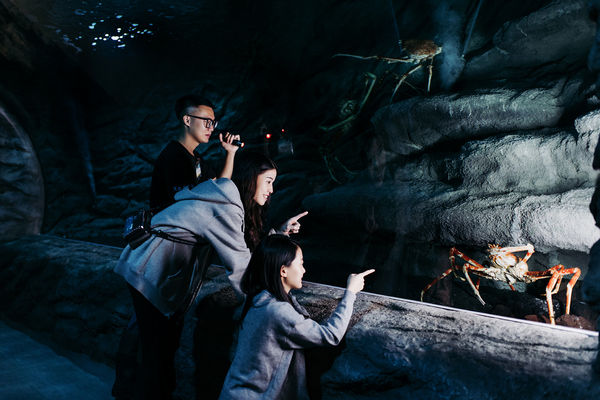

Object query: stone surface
[304,184,598,254]
[584,241,600,312]
[0,105,44,241]
[583,108,600,318]
[463,0,595,80]
[315,289,598,400]
[0,320,113,400]
[371,81,583,156]
[439,188,599,253]
[0,236,128,365]
[452,128,598,195]
[0,235,599,399]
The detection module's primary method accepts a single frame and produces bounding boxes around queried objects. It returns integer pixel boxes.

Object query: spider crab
[420,244,581,325]
[335,39,442,98]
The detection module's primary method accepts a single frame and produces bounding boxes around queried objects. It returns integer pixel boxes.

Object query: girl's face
[253,169,277,206]
[281,247,305,293]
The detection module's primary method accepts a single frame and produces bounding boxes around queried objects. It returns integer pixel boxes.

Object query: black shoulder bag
[123,209,197,249]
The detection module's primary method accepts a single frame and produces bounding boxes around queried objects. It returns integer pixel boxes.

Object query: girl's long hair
[240,234,299,320]
[231,152,277,251]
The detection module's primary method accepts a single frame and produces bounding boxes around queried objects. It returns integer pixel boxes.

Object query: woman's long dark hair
[240,234,299,320]
[231,152,277,251]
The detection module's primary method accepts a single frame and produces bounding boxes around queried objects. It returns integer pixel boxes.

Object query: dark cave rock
[558,314,596,330]
[371,80,583,156]
[304,184,597,254]
[584,241,600,313]
[463,0,595,81]
[316,288,598,400]
[438,188,597,253]
[0,236,127,365]
[449,128,597,196]
[0,1,38,68]
[305,107,600,258]
[0,104,44,241]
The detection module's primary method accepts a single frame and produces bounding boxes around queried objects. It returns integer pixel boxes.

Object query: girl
[115,152,299,400]
[219,235,375,399]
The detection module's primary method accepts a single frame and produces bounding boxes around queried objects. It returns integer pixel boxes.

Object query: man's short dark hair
[174,95,215,122]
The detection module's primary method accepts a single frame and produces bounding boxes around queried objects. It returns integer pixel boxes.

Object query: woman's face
[281,247,305,293]
[253,169,277,206]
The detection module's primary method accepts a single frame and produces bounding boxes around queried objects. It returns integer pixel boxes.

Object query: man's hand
[220,132,241,153]
[279,211,308,235]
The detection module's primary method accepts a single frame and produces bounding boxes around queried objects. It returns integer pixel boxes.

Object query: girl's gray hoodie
[219,289,356,399]
[114,178,251,316]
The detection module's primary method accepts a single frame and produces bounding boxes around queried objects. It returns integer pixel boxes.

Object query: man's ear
[280,265,287,278]
[183,115,190,127]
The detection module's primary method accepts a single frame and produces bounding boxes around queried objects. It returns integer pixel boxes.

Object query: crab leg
[333,53,413,64]
[420,267,453,301]
[525,264,581,322]
[550,275,563,296]
[545,271,561,325]
[391,63,423,101]
[449,248,491,305]
[462,264,486,306]
[420,247,467,301]
[561,266,581,314]
[494,244,535,262]
[524,266,562,324]
[426,57,434,93]
[421,247,489,304]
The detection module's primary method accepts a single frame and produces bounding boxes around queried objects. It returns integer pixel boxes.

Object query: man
[150,95,241,211]
[112,95,241,399]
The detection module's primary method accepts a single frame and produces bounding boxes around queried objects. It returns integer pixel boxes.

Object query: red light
[265,133,272,139]
[281,128,285,132]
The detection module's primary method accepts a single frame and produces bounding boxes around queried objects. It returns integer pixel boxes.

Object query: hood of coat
[174,178,242,208]
[253,290,274,308]
[151,178,244,236]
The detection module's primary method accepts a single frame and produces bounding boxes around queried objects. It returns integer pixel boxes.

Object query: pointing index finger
[292,211,309,221]
[358,269,375,277]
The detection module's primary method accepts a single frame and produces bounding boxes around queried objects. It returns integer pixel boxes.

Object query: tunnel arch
[0,104,44,240]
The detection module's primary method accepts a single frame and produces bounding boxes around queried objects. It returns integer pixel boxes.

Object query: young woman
[219,235,375,400]
[231,152,307,251]
[114,152,295,400]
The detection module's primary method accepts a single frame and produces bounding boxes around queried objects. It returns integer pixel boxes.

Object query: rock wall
[0,105,44,241]
[0,235,598,399]
[463,0,595,80]
[371,83,582,156]
[583,111,600,320]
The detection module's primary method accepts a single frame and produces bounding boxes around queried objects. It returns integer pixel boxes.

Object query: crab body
[334,39,442,97]
[421,243,581,324]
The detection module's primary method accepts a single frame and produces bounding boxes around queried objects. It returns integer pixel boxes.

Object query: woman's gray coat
[114,178,251,316]
[219,289,357,399]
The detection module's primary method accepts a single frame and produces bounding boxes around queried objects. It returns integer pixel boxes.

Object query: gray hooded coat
[219,289,357,399]
[114,178,251,316]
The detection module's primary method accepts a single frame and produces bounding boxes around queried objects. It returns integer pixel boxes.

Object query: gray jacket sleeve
[202,210,251,296]
[278,290,357,349]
